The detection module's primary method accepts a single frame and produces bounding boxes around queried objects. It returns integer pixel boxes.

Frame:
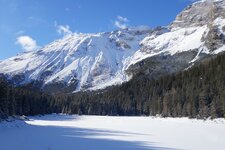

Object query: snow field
[0,114,225,150]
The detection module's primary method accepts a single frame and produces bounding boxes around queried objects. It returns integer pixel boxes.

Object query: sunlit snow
[0,114,225,150]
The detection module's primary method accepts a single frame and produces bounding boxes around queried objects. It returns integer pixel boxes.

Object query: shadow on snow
[0,116,178,150]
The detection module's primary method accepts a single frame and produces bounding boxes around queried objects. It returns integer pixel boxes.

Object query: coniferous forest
[0,78,55,119]
[1,52,225,119]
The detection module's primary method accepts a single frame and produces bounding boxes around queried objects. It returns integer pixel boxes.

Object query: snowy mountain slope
[125,0,225,77]
[0,28,150,92]
[0,0,225,92]
[129,0,225,66]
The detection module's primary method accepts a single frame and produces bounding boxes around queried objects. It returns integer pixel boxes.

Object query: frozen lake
[0,114,225,150]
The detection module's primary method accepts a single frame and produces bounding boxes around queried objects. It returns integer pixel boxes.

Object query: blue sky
[0,0,195,60]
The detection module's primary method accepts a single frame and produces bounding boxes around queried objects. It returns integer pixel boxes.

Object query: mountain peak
[171,0,225,29]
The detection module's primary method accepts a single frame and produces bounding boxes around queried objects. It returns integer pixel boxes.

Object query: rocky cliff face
[171,0,225,28]
[127,0,225,78]
[0,0,225,93]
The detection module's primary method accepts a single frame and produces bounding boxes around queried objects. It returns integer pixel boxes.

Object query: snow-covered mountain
[126,0,225,78]
[0,0,225,92]
[0,28,151,92]
[131,0,225,64]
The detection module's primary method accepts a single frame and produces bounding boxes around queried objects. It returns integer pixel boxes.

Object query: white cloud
[56,24,72,36]
[16,36,39,52]
[114,16,129,29]
[117,16,129,22]
[114,21,128,29]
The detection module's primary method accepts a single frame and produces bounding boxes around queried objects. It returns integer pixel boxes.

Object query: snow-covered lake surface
[0,114,225,150]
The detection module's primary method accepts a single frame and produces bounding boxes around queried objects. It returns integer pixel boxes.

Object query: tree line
[59,53,225,119]
[1,52,225,119]
[0,78,56,119]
